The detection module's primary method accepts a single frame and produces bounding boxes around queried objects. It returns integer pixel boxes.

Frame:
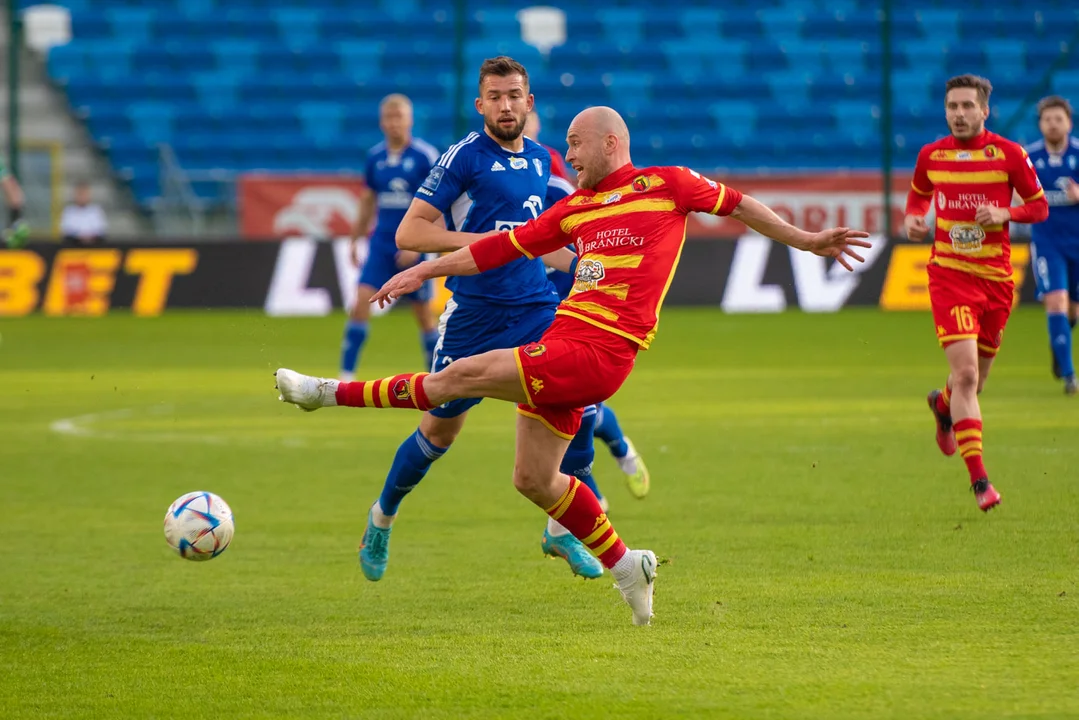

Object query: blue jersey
[1027,137,1079,247]
[542,174,579,300]
[365,138,440,248]
[417,130,559,307]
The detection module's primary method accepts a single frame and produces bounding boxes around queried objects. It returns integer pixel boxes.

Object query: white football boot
[615,549,657,626]
[275,368,338,412]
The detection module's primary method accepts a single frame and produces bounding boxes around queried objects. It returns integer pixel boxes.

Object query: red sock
[953,418,987,483]
[335,372,434,410]
[546,476,627,568]
[935,383,952,415]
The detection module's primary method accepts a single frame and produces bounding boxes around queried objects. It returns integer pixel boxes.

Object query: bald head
[565,106,632,189]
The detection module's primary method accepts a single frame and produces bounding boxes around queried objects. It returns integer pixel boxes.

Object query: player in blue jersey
[354,57,604,581]
[1027,95,1079,395]
[340,94,442,381]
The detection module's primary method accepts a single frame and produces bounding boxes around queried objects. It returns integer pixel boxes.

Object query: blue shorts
[359,237,431,303]
[1031,240,1079,302]
[429,299,557,418]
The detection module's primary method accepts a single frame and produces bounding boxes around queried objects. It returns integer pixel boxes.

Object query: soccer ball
[163,491,235,561]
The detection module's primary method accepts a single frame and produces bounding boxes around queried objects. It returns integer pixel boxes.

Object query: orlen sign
[238,175,365,239]
[689,173,913,239]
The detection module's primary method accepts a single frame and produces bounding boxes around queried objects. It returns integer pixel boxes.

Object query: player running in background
[1026,95,1079,395]
[339,94,441,381]
[1,154,29,249]
[343,57,604,582]
[530,111,651,499]
[905,75,1049,511]
[275,106,869,624]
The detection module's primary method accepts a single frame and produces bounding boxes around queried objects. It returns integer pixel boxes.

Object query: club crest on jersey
[603,192,622,205]
[403,157,414,172]
[509,157,528,170]
[422,166,445,193]
[574,258,606,291]
[948,223,986,253]
[632,175,650,192]
[534,158,543,176]
[392,378,412,401]
[984,145,998,158]
[522,343,546,358]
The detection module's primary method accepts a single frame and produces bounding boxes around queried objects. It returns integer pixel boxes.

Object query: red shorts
[927,263,1014,357]
[513,316,639,439]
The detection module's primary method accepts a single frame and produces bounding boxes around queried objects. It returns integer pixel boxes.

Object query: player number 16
[950,305,975,333]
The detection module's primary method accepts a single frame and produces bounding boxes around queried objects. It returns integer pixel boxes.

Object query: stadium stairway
[1,3,145,237]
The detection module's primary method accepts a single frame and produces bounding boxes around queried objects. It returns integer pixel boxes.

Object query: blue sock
[593,403,629,459]
[1049,313,1075,379]
[562,406,603,502]
[340,320,368,375]
[421,329,439,371]
[378,430,448,516]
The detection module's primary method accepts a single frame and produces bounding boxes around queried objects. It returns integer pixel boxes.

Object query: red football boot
[927,390,957,456]
[972,478,1001,512]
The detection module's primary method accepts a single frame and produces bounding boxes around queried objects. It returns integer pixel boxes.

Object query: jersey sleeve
[415,150,469,214]
[1011,146,1045,202]
[910,146,934,197]
[363,153,375,190]
[470,202,572,272]
[668,167,742,216]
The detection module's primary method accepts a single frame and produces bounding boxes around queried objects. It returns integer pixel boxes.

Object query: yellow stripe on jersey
[582,253,643,269]
[926,170,1009,184]
[911,181,933,196]
[934,241,1004,258]
[1023,188,1046,202]
[929,256,1012,281]
[930,148,1007,162]
[508,229,534,260]
[555,309,647,347]
[645,220,690,347]
[593,283,631,300]
[560,198,677,233]
[710,184,728,215]
[567,175,667,206]
[936,218,1003,233]
[560,299,619,321]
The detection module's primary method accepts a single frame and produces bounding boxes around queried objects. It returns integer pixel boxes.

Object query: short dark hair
[1037,95,1073,120]
[478,56,529,92]
[945,74,993,105]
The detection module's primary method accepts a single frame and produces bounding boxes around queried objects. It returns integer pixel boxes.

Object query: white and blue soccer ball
[163,491,234,561]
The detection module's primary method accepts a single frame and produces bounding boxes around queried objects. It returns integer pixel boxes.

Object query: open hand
[804,227,872,272]
[371,265,427,308]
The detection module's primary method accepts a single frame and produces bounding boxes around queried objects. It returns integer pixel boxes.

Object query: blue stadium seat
[35,0,1079,206]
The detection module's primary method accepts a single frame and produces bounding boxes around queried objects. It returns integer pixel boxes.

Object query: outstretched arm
[731,194,871,271]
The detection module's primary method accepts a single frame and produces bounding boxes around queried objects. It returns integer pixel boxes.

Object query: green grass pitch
[1,307,1077,719]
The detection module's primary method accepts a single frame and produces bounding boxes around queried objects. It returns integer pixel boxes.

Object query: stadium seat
[34,0,1079,208]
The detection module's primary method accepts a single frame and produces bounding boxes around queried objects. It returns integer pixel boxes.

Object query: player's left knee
[512,467,552,503]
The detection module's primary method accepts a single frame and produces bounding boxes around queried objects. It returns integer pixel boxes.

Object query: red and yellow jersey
[909,130,1045,282]
[469,163,743,349]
